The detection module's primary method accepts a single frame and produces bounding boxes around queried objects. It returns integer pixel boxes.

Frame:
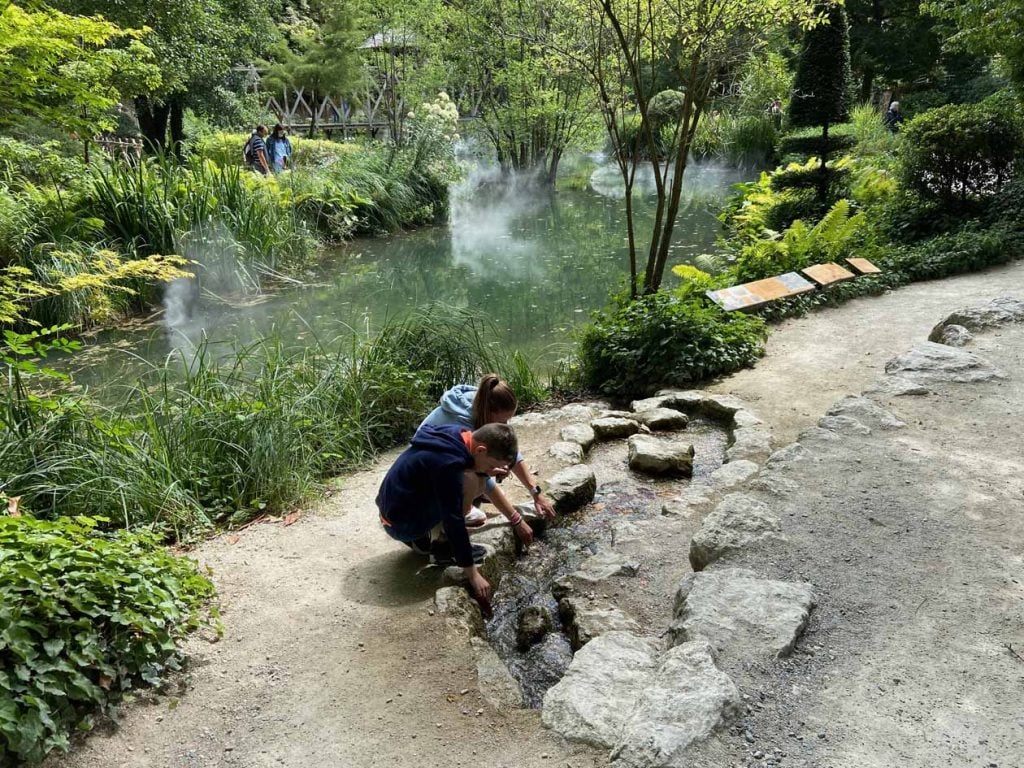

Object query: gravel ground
[49,260,1024,768]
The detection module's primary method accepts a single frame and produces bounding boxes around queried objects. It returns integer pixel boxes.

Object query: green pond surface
[65,157,753,386]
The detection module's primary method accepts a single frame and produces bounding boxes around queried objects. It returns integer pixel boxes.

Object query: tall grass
[0,305,545,539]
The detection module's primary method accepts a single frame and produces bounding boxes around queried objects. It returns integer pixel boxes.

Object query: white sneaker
[464,506,487,528]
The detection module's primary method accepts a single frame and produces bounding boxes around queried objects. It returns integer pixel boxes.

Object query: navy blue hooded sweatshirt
[376,424,475,567]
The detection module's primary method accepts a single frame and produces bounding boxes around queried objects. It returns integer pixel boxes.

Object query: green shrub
[0,515,215,764]
[900,94,1023,205]
[0,138,85,189]
[777,129,856,160]
[578,292,768,396]
[882,220,1024,281]
[191,132,362,169]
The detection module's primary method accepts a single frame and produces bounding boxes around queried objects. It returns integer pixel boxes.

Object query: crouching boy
[376,422,518,601]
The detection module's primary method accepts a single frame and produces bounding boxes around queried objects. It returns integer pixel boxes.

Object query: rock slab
[560,423,596,452]
[560,598,641,651]
[542,633,739,765]
[547,464,597,515]
[627,434,694,477]
[670,568,815,659]
[689,493,785,571]
[885,341,1006,384]
[633,407,690,431]
[592,416,642,440]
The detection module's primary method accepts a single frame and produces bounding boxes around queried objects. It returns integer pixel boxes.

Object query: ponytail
[472,373,518,428]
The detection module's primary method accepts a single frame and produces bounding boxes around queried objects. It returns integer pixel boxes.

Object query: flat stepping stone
[627,434,694,477]
[689,493,785,571]
[801,262,856,286]
[845,256,882,274]
[705,271,816,312]
[709,459,759,491]
[670,568,815,659]
[929,296,1024,338]
[591,416,641,440]
[662,487,715,519]
[633,407,689,431]
[724,426,774,462]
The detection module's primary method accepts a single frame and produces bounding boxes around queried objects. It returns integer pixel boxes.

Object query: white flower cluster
[409,92,460,140]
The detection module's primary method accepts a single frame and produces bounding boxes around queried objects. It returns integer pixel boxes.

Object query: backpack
[242,134,256,165]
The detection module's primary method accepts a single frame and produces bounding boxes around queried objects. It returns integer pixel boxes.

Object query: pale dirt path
[709,260,1024,443]
[50,260,1024,768]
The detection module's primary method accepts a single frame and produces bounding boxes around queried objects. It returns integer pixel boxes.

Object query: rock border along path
[436,390,807,767]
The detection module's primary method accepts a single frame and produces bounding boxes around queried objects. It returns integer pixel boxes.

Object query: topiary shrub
[0,515,217,764]
[578,292,768,396]
[899,95,1023,206]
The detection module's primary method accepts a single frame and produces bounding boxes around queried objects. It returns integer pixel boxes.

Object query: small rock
[560,423,596,452]
[689,493,785,571]
[548,441,585,464]
[516,606,553,651]
[547,464,597,515]
[709,460,759,491]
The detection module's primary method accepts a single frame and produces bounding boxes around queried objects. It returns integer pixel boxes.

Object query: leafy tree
[0,3,160,139]
[260,0,364,137]
[924,0,1024,85]
[53,0,276,152]
[788,1,852,202]
[551,0,820,296]
[847,0,941,101]
[444,0,598,182]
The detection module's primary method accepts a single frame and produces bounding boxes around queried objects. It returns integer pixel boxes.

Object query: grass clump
[0,515,216,765]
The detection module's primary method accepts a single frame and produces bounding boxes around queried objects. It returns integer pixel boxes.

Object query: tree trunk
[135,96,171,154]
[169,96,185,160]
[859,64,874,103]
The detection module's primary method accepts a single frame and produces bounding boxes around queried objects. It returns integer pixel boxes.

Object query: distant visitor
[883,101,903,133]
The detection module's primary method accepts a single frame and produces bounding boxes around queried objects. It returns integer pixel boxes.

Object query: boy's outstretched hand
[513,519,534,546]
[466,567,491,603]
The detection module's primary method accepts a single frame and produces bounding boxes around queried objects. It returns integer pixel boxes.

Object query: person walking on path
[244,125,270,175]
[266,124,292,173]
[883,101,904,133]
[376,422,520,603]
[418,374,556,545]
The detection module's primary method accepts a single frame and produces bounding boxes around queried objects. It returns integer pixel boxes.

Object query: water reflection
[64,157,751,385]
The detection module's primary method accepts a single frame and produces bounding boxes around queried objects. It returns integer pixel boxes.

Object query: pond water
[64,156,752,385]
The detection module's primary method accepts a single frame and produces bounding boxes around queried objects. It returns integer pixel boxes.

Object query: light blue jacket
[417,384,524,493]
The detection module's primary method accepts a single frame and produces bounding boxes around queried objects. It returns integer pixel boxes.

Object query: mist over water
[65,155,754,386]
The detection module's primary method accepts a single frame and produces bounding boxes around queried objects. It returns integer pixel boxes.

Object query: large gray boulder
[592,416,642,441]
[885,341,1006,384]
[560,423,597,452]
[611,640,741,768]
[542,632,660,748]
[670,568,815,659]
[689,493,785,571]
[928,297,1024,338]
[547,464,597,515]
[633,407,689,431]
[627,434,694,477]
[560,598,641,651]
[542,633,739,764]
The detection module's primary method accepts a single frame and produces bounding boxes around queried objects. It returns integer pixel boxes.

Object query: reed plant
[0,305,544,538]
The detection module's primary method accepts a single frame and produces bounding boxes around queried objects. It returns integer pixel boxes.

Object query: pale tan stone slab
[802,262,857,286]
[845,257,882,274]
[706,272,816,311]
